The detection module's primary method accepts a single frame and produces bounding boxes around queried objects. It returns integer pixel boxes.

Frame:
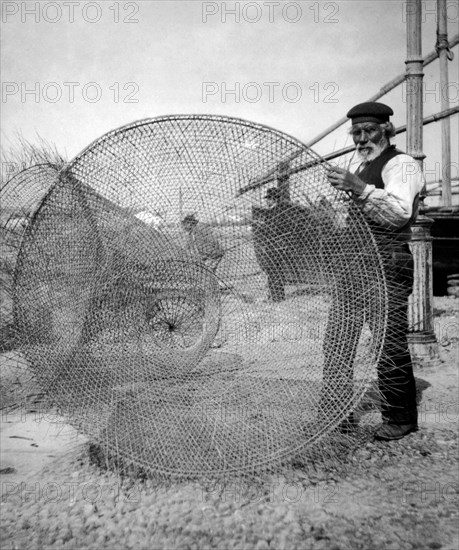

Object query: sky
[1,0,458,182]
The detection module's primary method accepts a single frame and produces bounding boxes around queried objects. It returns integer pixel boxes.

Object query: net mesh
[1,164,60,407]
[11,116,389,477]
[1,164,60,329]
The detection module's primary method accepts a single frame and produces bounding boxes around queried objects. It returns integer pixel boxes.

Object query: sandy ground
[0,296,457,550]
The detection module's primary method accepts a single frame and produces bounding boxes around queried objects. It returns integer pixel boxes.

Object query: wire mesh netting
[0,164,60,407]
[9,116,390,477]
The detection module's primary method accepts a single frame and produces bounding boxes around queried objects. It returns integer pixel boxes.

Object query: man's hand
[326,166,366,196]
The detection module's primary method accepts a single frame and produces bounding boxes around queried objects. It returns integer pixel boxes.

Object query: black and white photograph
[1,1,458,549]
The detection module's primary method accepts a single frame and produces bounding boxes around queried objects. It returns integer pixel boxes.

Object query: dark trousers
[321,243,418,425]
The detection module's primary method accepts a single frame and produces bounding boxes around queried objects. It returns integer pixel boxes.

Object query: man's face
[350,123,389,161]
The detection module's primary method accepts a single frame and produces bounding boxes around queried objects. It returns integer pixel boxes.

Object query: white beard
[357,139,389,162]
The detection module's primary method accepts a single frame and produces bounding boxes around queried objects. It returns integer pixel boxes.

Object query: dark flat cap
[346,102,394,124]
[182,213,198,225]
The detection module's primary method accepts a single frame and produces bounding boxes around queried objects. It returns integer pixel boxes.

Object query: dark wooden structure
[425,208,459,295]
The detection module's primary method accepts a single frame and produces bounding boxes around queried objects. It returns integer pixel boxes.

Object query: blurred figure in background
[261,188,289,301]
[181,214,224,273]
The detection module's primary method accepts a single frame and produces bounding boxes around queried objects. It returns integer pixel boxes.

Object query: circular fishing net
[12,116,388,477]
[1,164,59,329]
[1,164,60,407]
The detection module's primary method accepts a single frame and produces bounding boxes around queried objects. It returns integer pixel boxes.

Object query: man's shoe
[374,422,418,441]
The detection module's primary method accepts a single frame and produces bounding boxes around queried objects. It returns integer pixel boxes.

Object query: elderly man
[325,101,424,441]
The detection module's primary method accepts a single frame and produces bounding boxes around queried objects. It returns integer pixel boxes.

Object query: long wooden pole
[317,107,458,166]
[245,33,459,192]
[238,107,459,194]
[437,0,452,206]
[307,33,458,148]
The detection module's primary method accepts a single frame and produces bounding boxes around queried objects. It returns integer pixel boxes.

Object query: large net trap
[1,164,60,407]
[6,115,390,478]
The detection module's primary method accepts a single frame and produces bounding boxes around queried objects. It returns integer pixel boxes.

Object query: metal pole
[405,0,440,366]
[437,0,453,206]
[405,0,425,167]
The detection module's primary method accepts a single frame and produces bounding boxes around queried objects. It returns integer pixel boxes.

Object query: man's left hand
[326,166,366,196]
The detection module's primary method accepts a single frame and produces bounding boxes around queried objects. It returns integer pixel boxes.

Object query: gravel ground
[1,297,457,550]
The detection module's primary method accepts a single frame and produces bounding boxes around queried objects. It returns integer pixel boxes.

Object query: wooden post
[437,0,452,206]
[405,0,440,366]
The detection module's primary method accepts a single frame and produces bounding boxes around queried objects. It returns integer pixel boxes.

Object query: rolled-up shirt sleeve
[353,154,424,229]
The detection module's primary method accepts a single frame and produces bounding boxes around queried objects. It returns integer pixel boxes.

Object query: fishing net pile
[7,116,389,478]
[0,164,60,407]
[1,165,60,329]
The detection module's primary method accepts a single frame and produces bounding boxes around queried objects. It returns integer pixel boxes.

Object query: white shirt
[353,154,425,229]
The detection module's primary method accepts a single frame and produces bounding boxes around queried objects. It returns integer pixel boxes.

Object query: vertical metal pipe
[437,0,452,206]
[405,0,440,365]
[405,0,425,170]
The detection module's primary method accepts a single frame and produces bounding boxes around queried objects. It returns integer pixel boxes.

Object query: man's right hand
[326,166,366,196]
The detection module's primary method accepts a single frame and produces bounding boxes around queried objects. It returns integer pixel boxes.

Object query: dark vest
[356,146,418,244]
[357,145,403,189]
